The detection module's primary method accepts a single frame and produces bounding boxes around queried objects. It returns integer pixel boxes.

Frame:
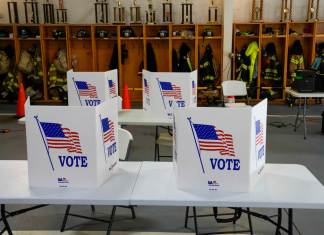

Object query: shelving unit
[0,23,224,104]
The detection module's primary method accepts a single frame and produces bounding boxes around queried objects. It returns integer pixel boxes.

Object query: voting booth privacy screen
[173,99,268,192]
[25,97,119,189]
[67,69,118,107]
[143,70,197,118]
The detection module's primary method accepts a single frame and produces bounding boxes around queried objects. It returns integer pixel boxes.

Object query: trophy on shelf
[208,0,219,24]
[251,0,264,22]
[95,0,109,23]
[181,0,193,24]
[146,0,156,24]
[130,0,141,24]
[306,0,320,22]
[24,0,40,24]
[43,0,55,24]
[7,1,19,23]
[280,0,293,22]
[162,0,173,23]
[57,0,68,23]
[113,0,126,24]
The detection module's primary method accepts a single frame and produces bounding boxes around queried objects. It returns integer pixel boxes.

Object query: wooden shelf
[95,38,118,41]
[0,38,14,40]
[146,37,170,40]
[70,38,92,41]
[261,35,286,39]
[198,36,222,40]
[316,34,324,38]
[172,36,195,40]
[18,38,40,41]
[288,34,314,38]
[44,37,66,40]
[235,35,259,39]
[121,37,143,40]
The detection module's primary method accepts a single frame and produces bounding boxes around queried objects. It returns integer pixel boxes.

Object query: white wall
[1,0,323,24]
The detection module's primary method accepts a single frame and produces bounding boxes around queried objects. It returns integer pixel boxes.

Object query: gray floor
[0,104,324,235]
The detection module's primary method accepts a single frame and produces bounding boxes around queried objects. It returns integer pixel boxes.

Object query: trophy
[146,0,156,24]
[280,0,293,22]
[24,0,40,24]
[162,0,173,23]
[130,0,141,24]
[95,0,109,23]
[251,0,264,22]
[181,0,193,24]
[56,0,68,23]
[7,1,19,23]
[208,0,219,23]
[43,0,55,24]
[306,0,320,22]
[113,1,126,24]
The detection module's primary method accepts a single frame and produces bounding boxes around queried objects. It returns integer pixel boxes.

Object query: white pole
[222,0,234,81]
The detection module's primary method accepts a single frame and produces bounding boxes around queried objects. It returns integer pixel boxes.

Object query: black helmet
[0,30,10,38]
[52,29,66,39]
[19,28,31,38]
[96,30,108,38]
[76,29,89,38]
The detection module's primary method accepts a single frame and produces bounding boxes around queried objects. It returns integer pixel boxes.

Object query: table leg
[154,126,158,161]
[1,204,13,235]
[288,209,293,235]
[303,98,307,140]
[184,206,189,228]
[275,208,282,235]
[294,98,301,132]
[192,207,199,235]
[60,205,71,232]
[106,206,116,235]
[246,208,254,235]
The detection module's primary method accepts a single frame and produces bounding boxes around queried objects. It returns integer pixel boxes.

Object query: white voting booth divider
[143,70,197,119]
[25,97,119,189]
[67,69,118,107]
[173,99,268,193]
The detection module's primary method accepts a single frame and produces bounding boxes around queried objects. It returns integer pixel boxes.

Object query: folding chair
[154,126,173,162]
[221,80,249,107]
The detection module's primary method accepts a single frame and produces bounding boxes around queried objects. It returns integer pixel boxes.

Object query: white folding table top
[286,88,324,98]
[119,109,172,126]
[0,161,142,206]
[131,162,324,209]
[19,109,172,126]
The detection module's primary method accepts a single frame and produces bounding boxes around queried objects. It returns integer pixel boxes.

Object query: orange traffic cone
[122,83,131,109]
[16,83,26,118]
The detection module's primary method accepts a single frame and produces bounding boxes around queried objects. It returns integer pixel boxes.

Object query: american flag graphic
[40,122,82,154]
[144,79,149,95]
[108,80,117,97]
[192,80,196,96]
[193,123,235,157]
[159,81,182,100]
[101,117,115,143]
[75,81,98,98]
[255,120,264,146]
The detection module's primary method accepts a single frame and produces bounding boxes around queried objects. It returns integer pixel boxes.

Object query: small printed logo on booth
[208,180,219,190]
[58,177,69,184]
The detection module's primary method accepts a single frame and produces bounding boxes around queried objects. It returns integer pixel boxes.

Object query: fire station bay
[0,0,324,235]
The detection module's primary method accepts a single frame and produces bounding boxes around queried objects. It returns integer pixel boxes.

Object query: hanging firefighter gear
[289,40,305,82]
[48,49,68,101]
[179,43,193,72]
[262,43,282,82]
[245,41,259,84]
[146,43,157,72]
[236,41,259,85]
[199,44,218,89]
[172,49,179,72]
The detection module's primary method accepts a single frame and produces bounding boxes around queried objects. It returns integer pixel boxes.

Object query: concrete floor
[0,104,324,235]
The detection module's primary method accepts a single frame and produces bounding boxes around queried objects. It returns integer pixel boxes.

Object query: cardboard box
[25,97,119,189]
[143,70,197,118]
[67,69,118,107]
[173,99,267,192]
